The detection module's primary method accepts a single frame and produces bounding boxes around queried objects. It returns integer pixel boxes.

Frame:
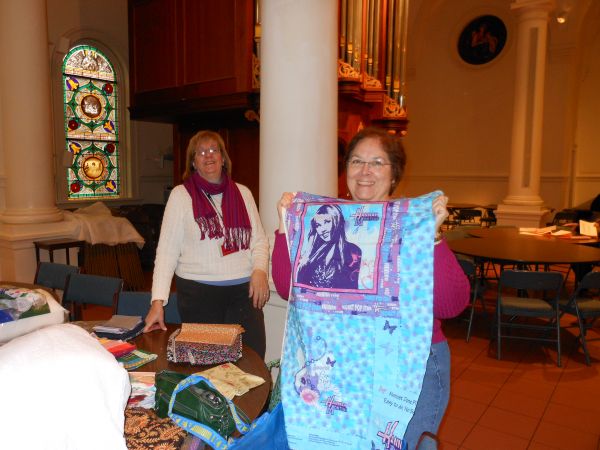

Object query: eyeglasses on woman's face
[347,157,392,171]
[195,147,221,157]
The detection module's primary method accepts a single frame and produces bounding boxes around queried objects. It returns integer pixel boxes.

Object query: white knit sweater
[151,184,269,303]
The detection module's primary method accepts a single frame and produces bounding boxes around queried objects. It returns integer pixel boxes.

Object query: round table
[132,324,271,421]
[466,226,600,246]
[73,322,272,422]
[448,231,600,282]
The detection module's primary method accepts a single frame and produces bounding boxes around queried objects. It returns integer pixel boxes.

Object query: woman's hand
[432,195,449,237]
[249,269,270,309]
[277,192,296,233]
[143,299,167,332]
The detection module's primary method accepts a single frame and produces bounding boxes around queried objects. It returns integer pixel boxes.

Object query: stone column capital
[510,0,556,16]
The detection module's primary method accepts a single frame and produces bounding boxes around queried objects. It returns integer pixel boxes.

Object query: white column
[259,0,338,235]
[0,0,76,282]
[0,0,62,224]
[259,0,338,363]
[496,0,555,227]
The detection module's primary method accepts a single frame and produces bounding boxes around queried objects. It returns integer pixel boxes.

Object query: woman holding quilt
[272,127,469,449]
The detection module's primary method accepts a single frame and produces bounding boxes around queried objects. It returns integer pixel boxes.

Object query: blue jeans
[402,341,450,450]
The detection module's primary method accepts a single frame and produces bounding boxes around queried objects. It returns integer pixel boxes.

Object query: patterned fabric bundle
[0,286,49,323]
[167,323,244,365]
[280,191,439,450]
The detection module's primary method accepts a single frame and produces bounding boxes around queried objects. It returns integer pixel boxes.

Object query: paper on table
[579,220,599,237]
[520,226,556,235]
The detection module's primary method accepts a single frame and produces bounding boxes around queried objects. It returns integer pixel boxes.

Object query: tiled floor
[439,274,600,450]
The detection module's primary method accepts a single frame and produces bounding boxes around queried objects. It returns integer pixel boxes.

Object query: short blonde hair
[182,130,232,181]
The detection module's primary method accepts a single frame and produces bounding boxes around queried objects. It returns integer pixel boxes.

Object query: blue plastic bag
[229,402,289,449]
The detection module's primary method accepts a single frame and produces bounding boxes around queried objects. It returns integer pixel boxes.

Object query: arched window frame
[51,36,134,207]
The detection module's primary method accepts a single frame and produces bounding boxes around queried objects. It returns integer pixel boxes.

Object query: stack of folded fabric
[97,337,137,357]
[117,349,157,370]
[167,323,244,365]
[97,337,157,370]
[93,315,145,341]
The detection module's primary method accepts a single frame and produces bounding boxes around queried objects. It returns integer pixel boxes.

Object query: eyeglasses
[348,158,392,171]
[196,147,220,157]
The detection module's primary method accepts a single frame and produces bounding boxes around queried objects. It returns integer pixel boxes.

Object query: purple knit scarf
[183,172,251,251]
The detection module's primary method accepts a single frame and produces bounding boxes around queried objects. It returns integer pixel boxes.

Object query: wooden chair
[63,273,123,320]
[496,270,564,366]
[559,271,600,365]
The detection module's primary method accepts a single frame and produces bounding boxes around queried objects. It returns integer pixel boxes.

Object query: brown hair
[344,127,407,194]
[182,130,232,181]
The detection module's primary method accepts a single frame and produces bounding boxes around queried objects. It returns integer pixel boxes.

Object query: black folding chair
[496,270,564,366]
[559,271,600,365]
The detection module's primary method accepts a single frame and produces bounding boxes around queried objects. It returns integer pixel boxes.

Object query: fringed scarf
[183,172,251,251]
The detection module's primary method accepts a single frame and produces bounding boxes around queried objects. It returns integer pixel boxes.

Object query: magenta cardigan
[271,231,470,344]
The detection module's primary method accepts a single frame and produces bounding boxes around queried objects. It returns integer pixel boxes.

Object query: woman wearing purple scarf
[143,130,270,358]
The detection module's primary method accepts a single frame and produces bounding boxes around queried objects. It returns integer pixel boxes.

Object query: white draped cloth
[64,202,145,249]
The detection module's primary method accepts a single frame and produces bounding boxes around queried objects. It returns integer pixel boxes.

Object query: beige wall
[403,0,600,211]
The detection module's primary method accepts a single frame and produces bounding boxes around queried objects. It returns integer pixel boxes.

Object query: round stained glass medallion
[70,182,81,193]
[83,156,104,179]
[68,119,79,130]
[80,94,102,119]
[105,143,115,154]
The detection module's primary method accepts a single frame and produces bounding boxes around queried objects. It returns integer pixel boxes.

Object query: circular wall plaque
[458,15,507,65]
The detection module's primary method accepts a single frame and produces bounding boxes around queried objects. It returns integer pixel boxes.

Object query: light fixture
[556,11,568,24]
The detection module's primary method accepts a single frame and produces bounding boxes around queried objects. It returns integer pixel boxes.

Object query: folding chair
[164,292,182,324]
[559,271,600,365]
[33,262,79,299]
[117,291,151,317]
[457,209,482,226]
[63,273,123,321]
[496,270,564,366]
[117,291,181,324]
[458,258,486,342]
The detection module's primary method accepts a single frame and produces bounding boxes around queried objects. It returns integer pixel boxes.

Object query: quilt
[280,191,440,450]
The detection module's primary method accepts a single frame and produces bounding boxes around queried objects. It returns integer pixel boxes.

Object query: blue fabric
[281,192,440,450]
[402,341,450,450]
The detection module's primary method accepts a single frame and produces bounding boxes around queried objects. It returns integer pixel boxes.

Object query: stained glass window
[62,45,119,199]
